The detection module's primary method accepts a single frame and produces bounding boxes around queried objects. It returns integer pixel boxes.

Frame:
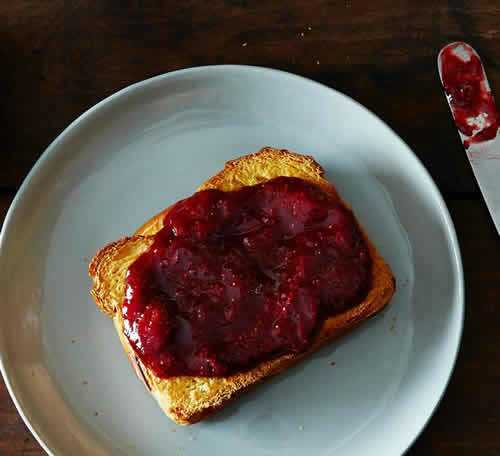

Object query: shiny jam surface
[440,43,498,148]
[122,177,371,378]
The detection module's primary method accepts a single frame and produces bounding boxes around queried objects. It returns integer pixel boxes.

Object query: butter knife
[438,41,500,235]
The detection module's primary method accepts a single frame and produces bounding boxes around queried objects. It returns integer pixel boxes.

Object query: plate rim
[0,64,464,455]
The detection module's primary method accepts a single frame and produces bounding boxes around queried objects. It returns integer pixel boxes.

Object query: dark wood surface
[1,1,499,454]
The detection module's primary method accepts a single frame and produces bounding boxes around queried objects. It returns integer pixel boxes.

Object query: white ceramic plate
[0,66,463,455]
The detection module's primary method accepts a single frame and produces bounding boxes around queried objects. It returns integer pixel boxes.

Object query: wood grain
[1,0,500,194]
[1,0,500,453]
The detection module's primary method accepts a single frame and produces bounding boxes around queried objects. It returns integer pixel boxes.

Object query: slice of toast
[89,147,395,424]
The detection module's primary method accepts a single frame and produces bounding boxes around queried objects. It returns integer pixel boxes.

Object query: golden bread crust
[89,147,395,424]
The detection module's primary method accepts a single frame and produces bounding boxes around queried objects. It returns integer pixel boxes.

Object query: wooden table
[1,1,499,454]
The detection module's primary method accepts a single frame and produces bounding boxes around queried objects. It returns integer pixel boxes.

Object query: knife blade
[438,41,500,235]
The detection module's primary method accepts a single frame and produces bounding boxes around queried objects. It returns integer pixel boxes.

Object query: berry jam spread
[122,177,371,378]
[440,42,498,148]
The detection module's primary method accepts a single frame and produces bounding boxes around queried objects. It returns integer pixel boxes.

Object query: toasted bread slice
[89,147,395,424]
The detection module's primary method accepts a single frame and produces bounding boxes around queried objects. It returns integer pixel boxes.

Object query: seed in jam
[122,176,371,378]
